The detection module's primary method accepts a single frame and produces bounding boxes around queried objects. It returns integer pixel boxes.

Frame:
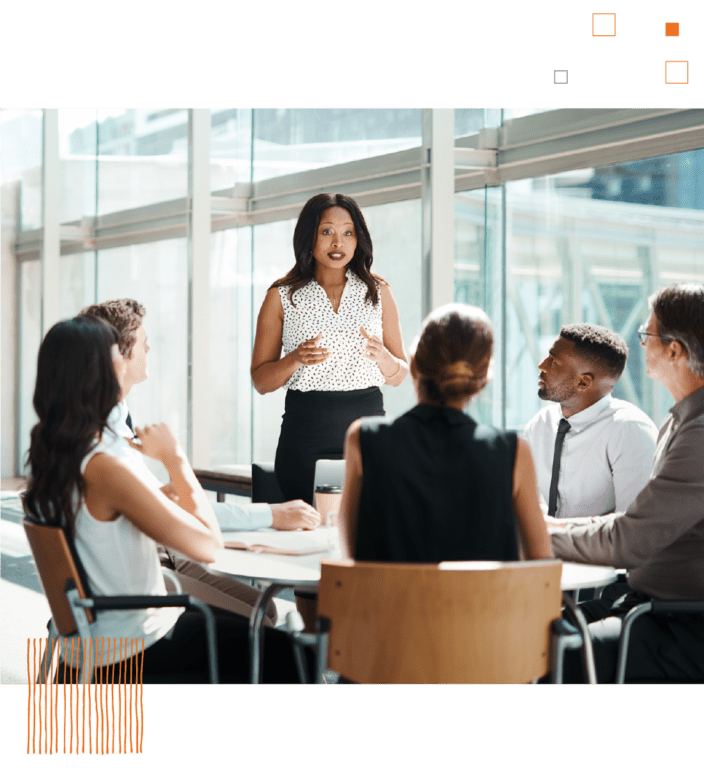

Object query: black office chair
[23,508,219,684]
[615,599,704,683]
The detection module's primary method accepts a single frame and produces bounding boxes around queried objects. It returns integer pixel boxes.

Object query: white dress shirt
[110,402,273,530]
[522,394,658,518]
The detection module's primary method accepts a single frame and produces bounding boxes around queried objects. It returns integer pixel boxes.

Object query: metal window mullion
[41,109,60,336]
[421,109,455,315]
[187,110,211,466]
[499,183,507,430]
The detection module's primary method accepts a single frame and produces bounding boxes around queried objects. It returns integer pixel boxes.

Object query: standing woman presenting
[251,193,408,505]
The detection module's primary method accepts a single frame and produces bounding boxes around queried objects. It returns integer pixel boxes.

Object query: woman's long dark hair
[271,193,381,306]
[24,316,121,536]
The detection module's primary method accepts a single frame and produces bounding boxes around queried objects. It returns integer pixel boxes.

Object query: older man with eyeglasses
[549,283,704,683]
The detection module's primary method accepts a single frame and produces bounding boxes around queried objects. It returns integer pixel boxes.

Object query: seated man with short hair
[523,323,657,519]
[79,298,320,625]
[549,284,704,683]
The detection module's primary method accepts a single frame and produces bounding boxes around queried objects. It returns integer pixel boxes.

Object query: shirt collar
[669,384,704,426]
[563,393,613,432]
[408,403,473,426]
[108,400,132,437]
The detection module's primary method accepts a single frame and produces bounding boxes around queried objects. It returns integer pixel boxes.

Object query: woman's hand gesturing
[293,332,331,366]
[360,326,389,364]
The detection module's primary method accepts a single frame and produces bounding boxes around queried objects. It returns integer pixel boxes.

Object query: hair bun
[441,360,475,381]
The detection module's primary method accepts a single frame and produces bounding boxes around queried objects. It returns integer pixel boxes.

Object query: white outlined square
[592,13,616,36]
[665,61,689,84]
[554,70,568,84]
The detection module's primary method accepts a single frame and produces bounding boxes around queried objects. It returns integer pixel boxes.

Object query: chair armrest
[65,581,219,683]
[649,600,704,614]
[86,595,194,610]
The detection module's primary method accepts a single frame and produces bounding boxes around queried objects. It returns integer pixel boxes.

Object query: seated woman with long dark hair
[338,304,553,562]
[24,315,304,683]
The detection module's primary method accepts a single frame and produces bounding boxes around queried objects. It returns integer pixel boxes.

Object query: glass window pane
[362,198,422,421]
[252,109,421,181]
[59,109,97,222]
[455,109,500,137]
[96,239,188,480]
[85,109,189,216]
[251,219,294,462]
[504,148,704,431]
[19,260,42,472]
[210,109,253,192]
[454,187,503,427]
[210,227,253,466]
[503,109,553,121]
[1,109,43,230]
[60,252,96,319]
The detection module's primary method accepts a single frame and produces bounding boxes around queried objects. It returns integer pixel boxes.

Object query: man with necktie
[523,323,658,519]
[548,284,704,682]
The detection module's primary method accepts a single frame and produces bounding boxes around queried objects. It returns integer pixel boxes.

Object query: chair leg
[285,612,329,684]
[36,624,62,684]
[561,594,598,684]
[614,603,653,684]
[249,583,283,684]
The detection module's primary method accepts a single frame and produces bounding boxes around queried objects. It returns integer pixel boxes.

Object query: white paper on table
[223,528,330,556]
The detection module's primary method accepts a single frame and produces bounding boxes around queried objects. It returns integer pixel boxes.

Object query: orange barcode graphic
[27,637,145,755]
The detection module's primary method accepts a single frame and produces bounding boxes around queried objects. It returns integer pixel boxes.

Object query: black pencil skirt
[274,387,385,505]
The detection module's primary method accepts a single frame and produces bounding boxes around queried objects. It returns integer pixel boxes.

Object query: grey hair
[649,284,704,378]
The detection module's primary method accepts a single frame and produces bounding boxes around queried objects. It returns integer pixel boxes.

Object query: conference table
[207,528,618,683]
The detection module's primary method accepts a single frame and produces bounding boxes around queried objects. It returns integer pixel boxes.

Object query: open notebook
[224,529,331,556]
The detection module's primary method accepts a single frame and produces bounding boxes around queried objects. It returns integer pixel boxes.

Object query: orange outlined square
[665,23,679,36]
[592,13,616,37]
[665,59,689,85]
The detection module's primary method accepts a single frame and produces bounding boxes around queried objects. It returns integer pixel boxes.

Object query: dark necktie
[548,418,571,517]
[125,410,135,437]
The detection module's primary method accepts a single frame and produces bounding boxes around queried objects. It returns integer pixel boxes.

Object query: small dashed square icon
[592,13,616,36]
[554,70,568,84]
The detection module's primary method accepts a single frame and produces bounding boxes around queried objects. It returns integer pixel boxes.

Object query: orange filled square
[665,22,679,36]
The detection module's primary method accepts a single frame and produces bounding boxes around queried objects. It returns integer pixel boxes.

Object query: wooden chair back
[23,518,95,636]
[317,559,562,684]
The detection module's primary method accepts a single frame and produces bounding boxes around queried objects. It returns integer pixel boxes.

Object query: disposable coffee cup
[314,484,342,526]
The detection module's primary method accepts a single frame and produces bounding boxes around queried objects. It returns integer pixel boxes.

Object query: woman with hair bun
[338,303,552,562]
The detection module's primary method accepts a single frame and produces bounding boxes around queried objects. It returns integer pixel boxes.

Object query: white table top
[207,529,618,591]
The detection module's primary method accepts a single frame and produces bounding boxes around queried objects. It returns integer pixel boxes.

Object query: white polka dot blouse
[279,270,385,392]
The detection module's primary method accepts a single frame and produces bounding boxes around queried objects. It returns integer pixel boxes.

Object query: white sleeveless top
[70,416,183,667]
[279,270,385,392]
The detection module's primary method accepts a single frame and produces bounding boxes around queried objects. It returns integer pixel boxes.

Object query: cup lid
[315,484,342,493]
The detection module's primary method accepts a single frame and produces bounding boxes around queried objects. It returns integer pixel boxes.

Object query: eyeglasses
[637,325,672,344]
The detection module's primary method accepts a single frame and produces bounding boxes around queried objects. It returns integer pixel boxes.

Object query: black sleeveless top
[354,404,519,563]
